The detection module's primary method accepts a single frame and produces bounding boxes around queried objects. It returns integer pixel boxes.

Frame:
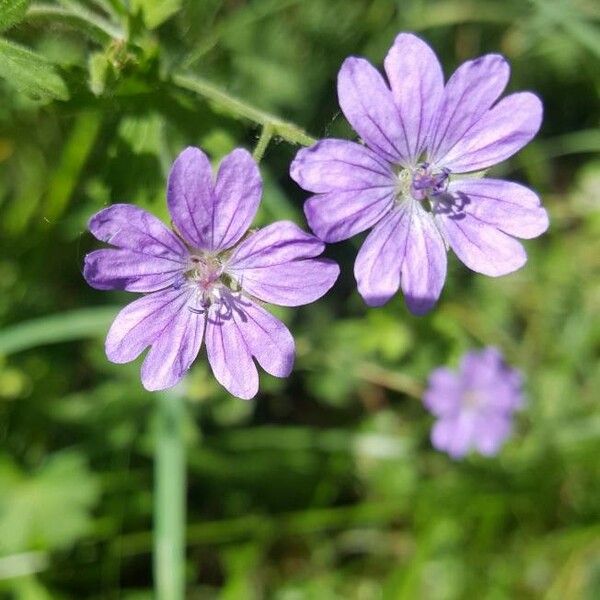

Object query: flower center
[462,389,484,409]
[184,253,240,316]
[410,162,450,201]
[396,163,451,205]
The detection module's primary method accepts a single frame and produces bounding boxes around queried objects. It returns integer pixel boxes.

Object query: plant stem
[252,123,274,162]
[356,362,424,398]
[172,73,316,147]
[154,389,186,600]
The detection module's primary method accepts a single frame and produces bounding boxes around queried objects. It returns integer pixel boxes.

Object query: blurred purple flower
[291,33,548,315]
[423,347,523,458]
[84,147,339,398]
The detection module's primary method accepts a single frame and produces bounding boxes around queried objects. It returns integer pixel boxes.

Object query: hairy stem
[252,123,275,162]
[172,73,316,147]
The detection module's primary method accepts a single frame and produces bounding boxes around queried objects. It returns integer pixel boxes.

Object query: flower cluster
[84,32,546,457]
[423,348,524,458]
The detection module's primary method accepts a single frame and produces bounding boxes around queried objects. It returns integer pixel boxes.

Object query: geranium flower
[84,147,339,398]
[423,347,523,458]
[291,33,548,314]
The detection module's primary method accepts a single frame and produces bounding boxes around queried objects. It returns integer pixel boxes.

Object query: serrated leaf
[0,37,69,101]
[0,0,30,31]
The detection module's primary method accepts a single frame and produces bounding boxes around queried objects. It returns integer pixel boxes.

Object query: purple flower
[290,33,549,315]
[423,347,523,458]
[84,147,339,399]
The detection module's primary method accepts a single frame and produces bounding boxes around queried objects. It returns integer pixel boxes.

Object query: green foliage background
[0,0,599,597]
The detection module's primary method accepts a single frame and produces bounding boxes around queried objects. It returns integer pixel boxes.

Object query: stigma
[410,163,450,201]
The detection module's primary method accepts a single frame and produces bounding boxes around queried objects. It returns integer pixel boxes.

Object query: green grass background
[0,0,599,597]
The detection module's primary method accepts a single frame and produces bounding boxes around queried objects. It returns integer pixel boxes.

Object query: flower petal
[227,221,339,306]
[290,138,394,193]
[233,300,295,378]
[439,92,543,172]
[384,33,444,162]
[472,413,512,456]
[292,139,396,242]
[423,367,462,417]
[167,147,261,251]
[354,202,447,314]
[337,57,412,165]
[448,179,549,239]
[434,194,527,276]
[205,308,258,400]
[140,301,205,392]
[105,287,191,363]
[428,54,510,164]
[212,148,262,250]
[460,348,523,412]
[304,188,394,243]
[84,249,184,292]
[88,204,187,259]
[167,146,214,249]
[431,412,477,459]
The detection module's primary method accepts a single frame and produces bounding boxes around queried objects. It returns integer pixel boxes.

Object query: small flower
[423,348,523,458]
[84,147,339,398]
[291,33,549,315]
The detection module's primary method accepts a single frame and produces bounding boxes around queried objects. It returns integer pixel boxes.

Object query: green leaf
[25,2,123,43]
[0,453,100,553]
[44,111,103,222]
[0,37,68,101]
[0,0,30,31]
[131,0,181,29]
[0,307,119,356]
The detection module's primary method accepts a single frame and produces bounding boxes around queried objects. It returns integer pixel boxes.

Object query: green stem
[172,73,316,147]
[154,390,186,600]
[252,123,274,162]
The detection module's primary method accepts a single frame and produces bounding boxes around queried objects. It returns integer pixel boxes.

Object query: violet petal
[167,147,261,251]
[383,33,444,162]
[434,199,527,276]
[232,300,295,378]
[140,298,205,391]
[423,367,462,417]
[290,138,394,193]
[304,188,394,243]
[354,202,447,314]
[439,92,543,172]
[431,413,477,459]
[428,54,510,164]
[205,309,259,400]
[227,221,339,306]
[89,204,187,259]
[167,146,214,249]
[84,248,185,292]
[212,148,262,250]
[448,179,549,239]
[472,413,512,456]
[105,287,191,364]
[337,57,412,165]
